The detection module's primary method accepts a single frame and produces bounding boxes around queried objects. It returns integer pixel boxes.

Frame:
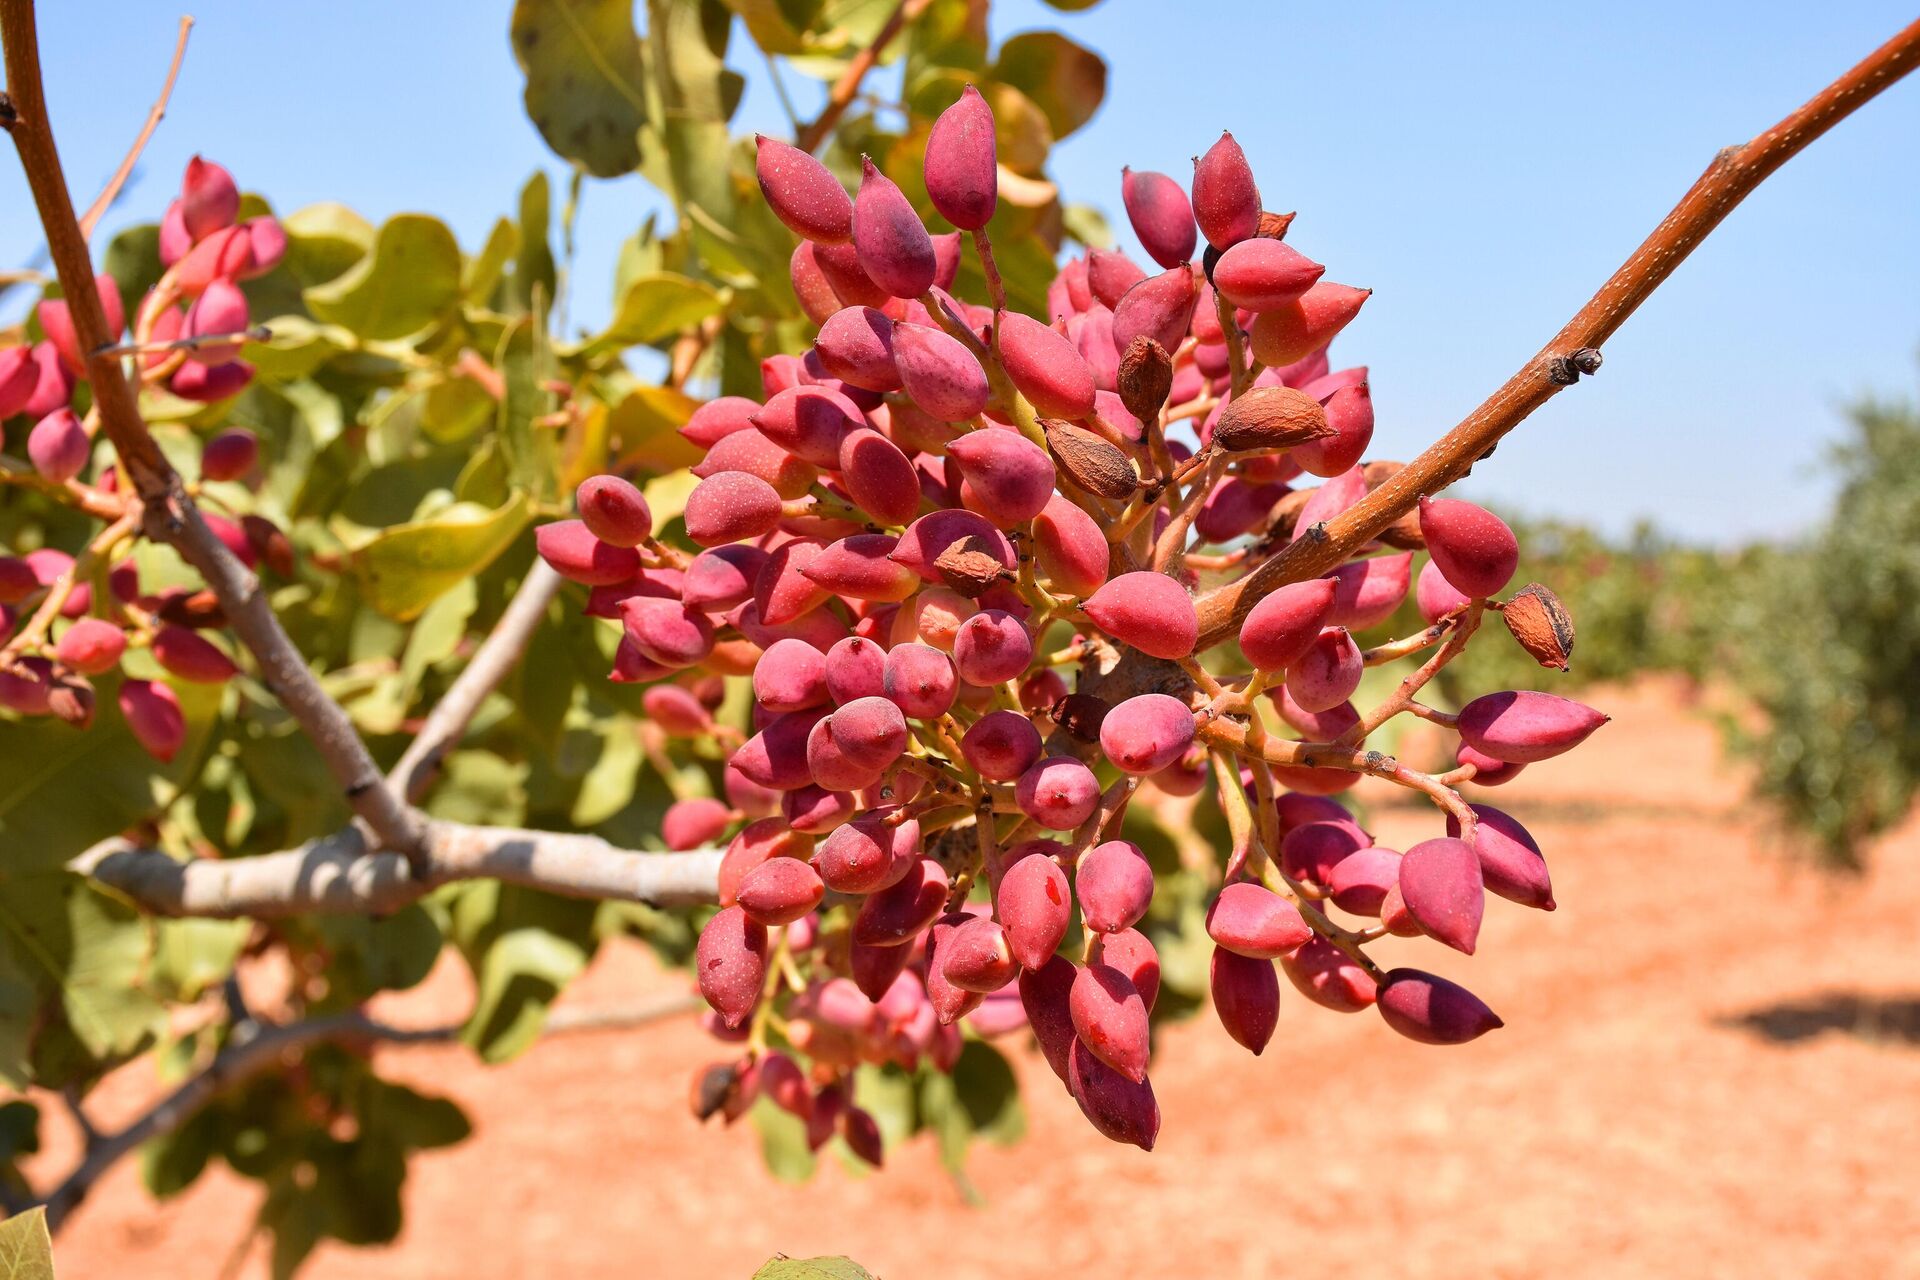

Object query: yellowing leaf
[352,496,531,621]
[752,1257,877,1280]
[642,469,700,529]
[0,1207,53,1280]
[607,385,704,474]
[587,273,725,355]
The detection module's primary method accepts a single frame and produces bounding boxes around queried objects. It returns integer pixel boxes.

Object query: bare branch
[74,820,723,919]
[1,0,425,861]
[37,993,698,1233]
[388,560,563,804]
[77,14,192,240]
[1194,15,1920,650]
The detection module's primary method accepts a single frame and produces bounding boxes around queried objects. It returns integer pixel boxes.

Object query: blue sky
[4,2,1915,542]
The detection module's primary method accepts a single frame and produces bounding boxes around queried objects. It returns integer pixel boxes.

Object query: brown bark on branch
[1193,15,1920,650]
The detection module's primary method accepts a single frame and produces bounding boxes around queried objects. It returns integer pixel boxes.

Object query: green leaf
[308,905,442,1001]
[0,948,34,1089]
[948,1040,1024,1144]
[420,375,498,445]
[462,909,593,1063]
[465,217,520,306]
[586,273,725,355]
[423,752,529,829]
[0,1206,53,1280]
[993,31,1107,140]
[103,223,164,316]
[0,873,163,1065]
[400,577,479,697]
[1062,202,1113,249]
[359,1077,472,1150]
[142,1101,219,1198]
[351,495,531,621]
[305,215,462,341]
[752,1259,876,1280]
[719,0,814,54]
[242,315,353,380]
[640,469,701,530]
[570,719,643,827]
[751,1096,817,1183]
[448,882,595,1063]
[643,0,744,215]
[151,918,250,1003]
[280,202,375,287]
[513,172,557,313]
[0,675,222,874]
[852,1063,918,1148]
[511,0,649,178]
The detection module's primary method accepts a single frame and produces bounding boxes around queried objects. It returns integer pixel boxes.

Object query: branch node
[1545,355,1580,385]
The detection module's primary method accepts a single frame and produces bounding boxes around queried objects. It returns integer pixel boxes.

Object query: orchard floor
[37,677,1920,1279]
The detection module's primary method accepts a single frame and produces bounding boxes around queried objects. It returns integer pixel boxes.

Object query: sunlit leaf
[586,274,725,355]
[305,215,462,341]
[281,202,375,287]
[465,217,520,306]
[242,315,354,380]
[0,1206,53,1280]
[753,1258,876,1280]
[510,0,649,177]
[351,495,532,621]
[606,384,705,474]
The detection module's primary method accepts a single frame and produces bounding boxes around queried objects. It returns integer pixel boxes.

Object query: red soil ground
[33,677,1920,1278]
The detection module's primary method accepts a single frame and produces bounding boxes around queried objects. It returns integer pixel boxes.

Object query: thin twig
[387,559,562,803]
[793,0,931,153]
[1193,16,1920,650]
[77,14,192,240]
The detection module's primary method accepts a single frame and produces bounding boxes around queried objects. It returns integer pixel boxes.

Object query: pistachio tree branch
[793,0,931,152]
[1194,15,1920,650]
[77,13,191,240]
[73,821,724,919]
[36,993,700,1233]
[1,0,425,859]
[387,559,563,804]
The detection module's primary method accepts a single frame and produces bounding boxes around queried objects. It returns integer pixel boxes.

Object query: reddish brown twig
[793,0,931,153]
[1194,16,1920,650]
[78,14,191,240]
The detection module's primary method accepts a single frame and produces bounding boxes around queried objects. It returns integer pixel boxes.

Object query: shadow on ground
[1721,994,1920,1047]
